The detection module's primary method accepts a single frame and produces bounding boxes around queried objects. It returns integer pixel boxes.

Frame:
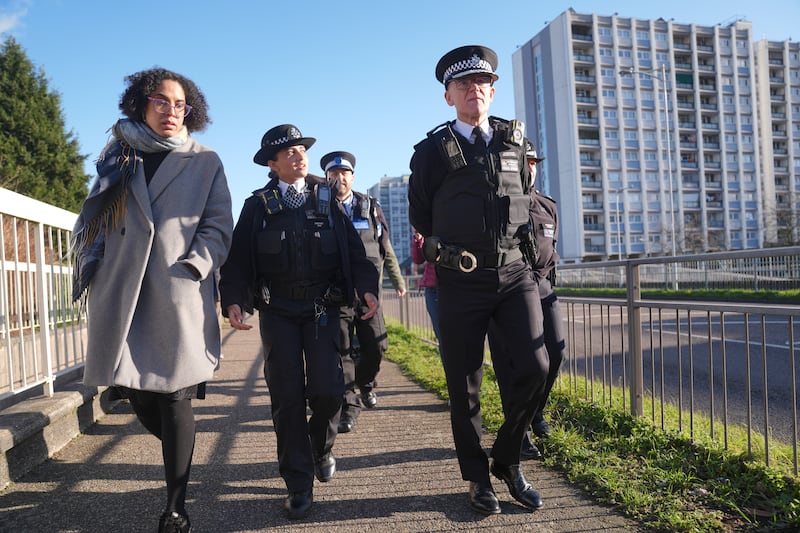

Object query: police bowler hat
[435,45,499,86]
[253,124,316,166]
[526,141,545,163]
[320,151,356,173]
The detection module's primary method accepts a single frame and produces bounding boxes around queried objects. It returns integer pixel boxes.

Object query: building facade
[513,8,800,262]
[367,174,413,273]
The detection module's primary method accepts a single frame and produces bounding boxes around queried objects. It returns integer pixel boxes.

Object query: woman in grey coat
[71,68,233,533]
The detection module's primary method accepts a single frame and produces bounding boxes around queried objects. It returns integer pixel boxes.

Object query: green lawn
[384,321,800,532]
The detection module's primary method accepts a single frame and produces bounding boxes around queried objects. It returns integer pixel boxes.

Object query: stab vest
[347,191,383,272]
[254,186,342,289]
[428,118,531,256]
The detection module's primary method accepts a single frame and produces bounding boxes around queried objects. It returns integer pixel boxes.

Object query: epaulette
[489,115,525,146]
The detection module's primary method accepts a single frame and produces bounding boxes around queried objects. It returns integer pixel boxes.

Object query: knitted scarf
[70,119,189,302]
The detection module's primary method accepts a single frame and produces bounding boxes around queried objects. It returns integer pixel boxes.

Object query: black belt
[438,246,523,273]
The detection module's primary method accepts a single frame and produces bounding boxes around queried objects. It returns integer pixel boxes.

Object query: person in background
[71,67,233,533]
[320,151,406,434]
[411,229,441,349]
[408,45,549,516]
[489,141,563,461]
[219,125,378,520]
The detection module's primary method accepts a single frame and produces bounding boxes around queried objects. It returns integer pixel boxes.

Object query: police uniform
[490,147,566,452]
[320,151,406,432]
[408,46,548,514]
[219,125,378,516]
[528,188,564,433]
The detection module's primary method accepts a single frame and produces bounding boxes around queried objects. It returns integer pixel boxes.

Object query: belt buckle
[458,250,478,273]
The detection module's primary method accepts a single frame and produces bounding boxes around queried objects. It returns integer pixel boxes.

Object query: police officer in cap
[408,46,549,515]
[320,151,407,433]
[489,141,564,461]
[219,124,379,519]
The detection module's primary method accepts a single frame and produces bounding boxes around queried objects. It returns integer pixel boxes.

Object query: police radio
[316,183,331,216]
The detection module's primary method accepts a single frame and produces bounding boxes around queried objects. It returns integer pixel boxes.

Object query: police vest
[254,186,342,289]
[428,118,531,256]
[347,192,383,272]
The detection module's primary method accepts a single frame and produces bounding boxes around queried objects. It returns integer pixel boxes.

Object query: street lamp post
[611,187,632,286]
[620,64,678,288]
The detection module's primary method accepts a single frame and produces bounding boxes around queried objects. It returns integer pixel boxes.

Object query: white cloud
[0,0,30,35]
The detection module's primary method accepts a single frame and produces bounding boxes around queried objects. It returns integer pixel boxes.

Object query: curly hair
[119,67,210,132]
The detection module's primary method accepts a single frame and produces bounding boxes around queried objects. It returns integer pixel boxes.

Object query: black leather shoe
[314,452,336,482]
[158,511,192,532]
[490,461,543,510]
[468,481,501,515]
[284,490,313,519]
[520,436,543,461]
[532,419,553,438]
[338,413,357,433]
[360,390,377,408]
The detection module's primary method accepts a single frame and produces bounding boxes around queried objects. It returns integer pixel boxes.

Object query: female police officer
[219,124,379,519]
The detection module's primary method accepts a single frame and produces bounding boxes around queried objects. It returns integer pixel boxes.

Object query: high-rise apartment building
[368,175,413,272]
[513,8,800,261]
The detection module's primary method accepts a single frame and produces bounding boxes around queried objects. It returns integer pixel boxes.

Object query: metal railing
[0,187,85,403]
[383,247,800,475]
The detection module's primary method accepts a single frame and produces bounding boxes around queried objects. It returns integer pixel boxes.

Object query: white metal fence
[0,187,85,403]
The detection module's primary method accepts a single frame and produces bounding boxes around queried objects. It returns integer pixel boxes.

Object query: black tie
[472,126,486,150]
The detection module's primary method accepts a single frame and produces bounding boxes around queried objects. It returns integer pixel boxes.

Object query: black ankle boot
[159,511,192,533]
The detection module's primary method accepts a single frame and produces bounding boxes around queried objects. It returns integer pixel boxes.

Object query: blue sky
[1,0,798,211]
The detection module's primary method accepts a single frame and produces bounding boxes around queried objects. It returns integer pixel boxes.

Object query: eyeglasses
[147,96,192,117]
[451,75,494,90]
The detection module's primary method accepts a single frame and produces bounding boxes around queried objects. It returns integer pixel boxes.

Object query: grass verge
[384,321,800,532]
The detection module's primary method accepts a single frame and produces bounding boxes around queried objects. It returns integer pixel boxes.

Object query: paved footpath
[0,325,644,532]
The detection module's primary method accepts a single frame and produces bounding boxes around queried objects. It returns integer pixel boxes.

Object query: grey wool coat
[82,137,234,393]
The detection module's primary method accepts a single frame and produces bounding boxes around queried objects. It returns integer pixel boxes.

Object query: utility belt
[423,236,522,273]
[261,282,347,307]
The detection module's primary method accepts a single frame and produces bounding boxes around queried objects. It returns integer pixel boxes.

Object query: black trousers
[489,277,565,426]
[437,258,549,484]
[338,304,389,417]
[259,305,344,493]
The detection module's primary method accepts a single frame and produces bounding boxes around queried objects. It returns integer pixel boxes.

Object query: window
[655,33,667,43]
[598,27,611,37]
[739,95,750,106]
[602,88,616,98]
[604,109,618,119]
[605,130,619,140]
[737,58,749,68]
[637,51,651,61]
[736,39,747,49]
[641,111,655,121]
[741,134,752,144]
[643,152,657,161]
[626,151,640,161]
[606,151,620,160]
[622,89,636,99]
[599,47,613,57]
[642,131,656,141]
[624,130,638,140]
[656,52,669,64]
[618,49,632,58]
[623,110,637,120]
[618,29,631,38]
[636,31,649,41]
[738,78,750,89]
[601,68,616,77]
[646,172,659,182]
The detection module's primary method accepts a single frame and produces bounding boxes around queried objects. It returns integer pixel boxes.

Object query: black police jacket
[219,174,378,315]
[408,117,531,256]
[531,190,559,285]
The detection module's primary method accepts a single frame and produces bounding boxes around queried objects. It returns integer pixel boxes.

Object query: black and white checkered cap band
[266,127,302,146]
[443,54,494,84]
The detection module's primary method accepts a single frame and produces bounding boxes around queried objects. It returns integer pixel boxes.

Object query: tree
[0,37,89,212]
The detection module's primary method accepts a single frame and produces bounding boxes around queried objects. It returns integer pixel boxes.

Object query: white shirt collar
[454,118,491,144]
[277,177,306,195]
